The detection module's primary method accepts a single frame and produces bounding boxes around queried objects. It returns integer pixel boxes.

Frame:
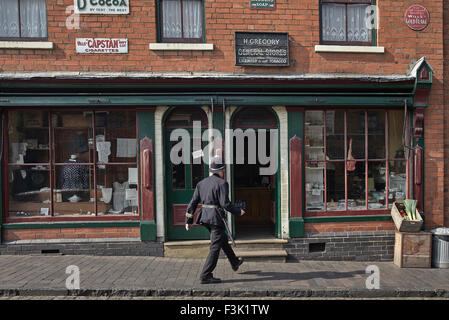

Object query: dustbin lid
[431,227,449,235]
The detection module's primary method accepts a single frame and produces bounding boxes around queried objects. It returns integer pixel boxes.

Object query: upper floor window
[0,0,47,40]
[320,0,375,46]
[159,0,204,43]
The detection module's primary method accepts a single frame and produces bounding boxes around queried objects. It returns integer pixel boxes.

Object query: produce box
[394,231,432,268]
[391,201,423,232]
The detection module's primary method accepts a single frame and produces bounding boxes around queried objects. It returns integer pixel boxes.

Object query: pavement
[0,255,448,299]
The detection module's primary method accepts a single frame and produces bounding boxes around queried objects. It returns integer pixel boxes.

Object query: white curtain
[182,0,202,39]
[322,4,346,42]
[0,0,20,37]
[163,0,182,38]
[347,4,370,42]
[20,0,47,38]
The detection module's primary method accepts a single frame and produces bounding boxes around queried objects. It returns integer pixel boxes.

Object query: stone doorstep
[164,239,288,247]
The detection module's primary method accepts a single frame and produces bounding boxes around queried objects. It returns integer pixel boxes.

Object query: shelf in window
[305,145,324,148]
[306,166,325,170]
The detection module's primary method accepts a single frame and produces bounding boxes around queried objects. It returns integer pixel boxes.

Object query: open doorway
[231,107,278,239]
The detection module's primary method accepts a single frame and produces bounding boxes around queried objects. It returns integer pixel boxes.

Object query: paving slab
[0,255,448,298]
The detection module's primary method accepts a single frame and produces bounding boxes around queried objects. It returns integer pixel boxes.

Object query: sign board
[250,0,275,9]
[74,0,129,14]
[404,4,429,31]
[76,38,128,53]
[235,32,289,67]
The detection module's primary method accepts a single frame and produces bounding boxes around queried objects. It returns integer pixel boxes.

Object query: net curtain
[162,0,202,39]
[322,3,370,43]
[0,0,47,38]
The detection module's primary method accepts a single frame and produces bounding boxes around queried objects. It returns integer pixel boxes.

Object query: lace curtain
[322,3,371,43]
[0,0,47,38]
[163,0,202,39]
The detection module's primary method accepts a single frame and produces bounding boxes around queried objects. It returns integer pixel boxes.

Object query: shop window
[320,0,375,46]
[0,0,47,40]
[158,0,204,43]
[5,110,138,219]
[305,109,406,215]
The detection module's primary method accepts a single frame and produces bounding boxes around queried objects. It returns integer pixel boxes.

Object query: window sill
[314,45,384,54]
[0,41,53,50]
[149,43,214,51]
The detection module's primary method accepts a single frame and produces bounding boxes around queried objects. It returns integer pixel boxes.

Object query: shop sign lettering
[250,0,275,10]
[235,32,289,67]
[76,38,128,53]
[404,4,429,31]
[75,0,129,14]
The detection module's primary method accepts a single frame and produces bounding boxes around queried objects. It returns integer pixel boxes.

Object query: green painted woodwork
[0,95,415,108]
[140,221,157,241]
[289,218,305,238]
[164,122,209,240]
[2,221,140,230]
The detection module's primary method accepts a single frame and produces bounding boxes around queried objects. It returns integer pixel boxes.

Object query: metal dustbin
[431,228,449,268]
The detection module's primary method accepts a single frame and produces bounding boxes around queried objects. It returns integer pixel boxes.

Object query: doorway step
[164,238,288,263]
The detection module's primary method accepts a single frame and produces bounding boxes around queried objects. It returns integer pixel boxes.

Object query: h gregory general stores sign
[75,0,129,14]
[235,32,289,67]
[76,38,128,53]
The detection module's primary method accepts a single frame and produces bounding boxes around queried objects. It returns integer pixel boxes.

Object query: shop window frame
[304,108,409,217]
[0,0,48,41]
[319,0,377,46]
[2,108,140,223]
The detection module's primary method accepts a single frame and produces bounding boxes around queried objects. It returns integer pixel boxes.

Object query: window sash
[4,110,139,219]
[0,0,47,40]
[304,110,407,215]
[160,0,203,43]
[321,2,373,45]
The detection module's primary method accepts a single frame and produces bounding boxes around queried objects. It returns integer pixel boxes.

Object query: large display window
[4,109,139,220]
[304,109,407,216]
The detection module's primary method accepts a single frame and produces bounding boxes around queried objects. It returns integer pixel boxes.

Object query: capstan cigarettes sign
[76,38,128,54]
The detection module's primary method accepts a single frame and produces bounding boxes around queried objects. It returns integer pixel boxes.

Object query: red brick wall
[305,221,396,234]
[0,0,442,75]
[3,227,140,241]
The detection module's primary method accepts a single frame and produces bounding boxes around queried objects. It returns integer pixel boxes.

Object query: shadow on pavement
[222,269,366,284]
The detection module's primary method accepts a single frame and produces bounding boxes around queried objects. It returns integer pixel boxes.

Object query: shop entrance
[231,107,279,239]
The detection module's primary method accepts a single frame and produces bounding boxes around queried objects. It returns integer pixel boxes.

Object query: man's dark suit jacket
[185,173,241,227]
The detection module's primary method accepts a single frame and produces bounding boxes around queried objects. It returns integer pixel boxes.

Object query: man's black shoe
[200,277,222,284]
[232,258,244,272]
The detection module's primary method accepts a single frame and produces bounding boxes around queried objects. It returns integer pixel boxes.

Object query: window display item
[69,132,88,153]
[60,156,89,189]
[101,188,113,204]
[116,138,137,158]
[96,141,111,163]
[112,181,129,213]
[347,138,356,171]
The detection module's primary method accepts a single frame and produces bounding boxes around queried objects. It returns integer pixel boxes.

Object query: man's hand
[240,209,246,216]
[185,224,191,231]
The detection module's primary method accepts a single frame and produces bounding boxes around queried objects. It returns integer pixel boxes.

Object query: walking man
[185,156,245,284]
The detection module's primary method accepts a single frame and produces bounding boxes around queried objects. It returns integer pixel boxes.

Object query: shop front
[0,57,433,258]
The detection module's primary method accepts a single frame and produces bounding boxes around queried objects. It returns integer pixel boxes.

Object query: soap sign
[76,38,128,53]
[75,0,129,14]
[235,32,289,67]
[404,4,429,31]
[250,0,275,9]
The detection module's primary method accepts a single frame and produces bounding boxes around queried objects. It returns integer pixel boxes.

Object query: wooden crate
[394,231,432,268]
[391,201,423,232]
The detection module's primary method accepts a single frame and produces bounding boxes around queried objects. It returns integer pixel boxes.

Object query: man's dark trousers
[200,224,239,280]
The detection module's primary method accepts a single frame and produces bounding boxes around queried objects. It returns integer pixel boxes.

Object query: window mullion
[365,111,368,210]
[17,0,22,38]
[49,111,54,217]
[92,111,97,216]
[385,110,390,209]
[180,0,184,41]
[323,111,327,212]
[344,110,347,211]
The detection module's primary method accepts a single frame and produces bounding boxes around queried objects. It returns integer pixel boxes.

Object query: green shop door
[164,108,210,240]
